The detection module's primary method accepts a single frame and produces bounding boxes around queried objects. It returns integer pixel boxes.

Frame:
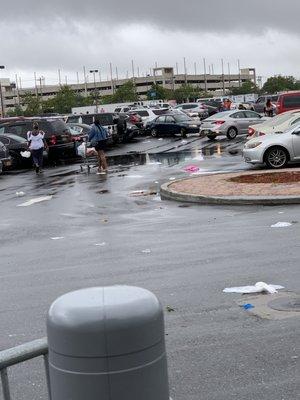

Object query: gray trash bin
[47,286,170,400]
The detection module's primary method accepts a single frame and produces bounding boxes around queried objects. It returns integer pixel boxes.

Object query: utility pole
[83,66,88,95]
[90,69,99,113]
[0,65,5,117]
[194,62,197,76]
[227,63,231,88]
[238,59,241,88]
[58,69,62,86]
[34,72,38,98]
[221,59,225,95]
[176,62,179,75]
[203,58,207,92]
[183,57,187,85]
[76,72,79,84]
[109,63,114,95]
[15,73,20,106]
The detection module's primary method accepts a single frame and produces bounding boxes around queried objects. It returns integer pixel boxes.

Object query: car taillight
[49,135,57,145]
[213,120,225,125]
[258,132,265,136]
[248,127,255,136]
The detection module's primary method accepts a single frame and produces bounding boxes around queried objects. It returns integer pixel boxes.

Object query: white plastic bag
[223,281,284,294]
[77,143,86,157]
[20,151,31,158]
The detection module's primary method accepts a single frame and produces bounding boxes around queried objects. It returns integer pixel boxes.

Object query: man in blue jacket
[88,117,109,173]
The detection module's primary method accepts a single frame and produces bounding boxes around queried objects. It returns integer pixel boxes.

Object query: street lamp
[89,69,99,113]
[0,65,5,118]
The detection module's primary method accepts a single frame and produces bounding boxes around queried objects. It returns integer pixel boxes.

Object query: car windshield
[209,111,231,119]
[261,113,300,127]
[0,133,27,143]
[174,114,192,122]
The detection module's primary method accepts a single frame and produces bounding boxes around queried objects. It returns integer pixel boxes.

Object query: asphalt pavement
[0,134,299,400]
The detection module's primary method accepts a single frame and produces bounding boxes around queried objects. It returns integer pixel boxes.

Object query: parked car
[115,113,140,142]
[251,95,278,114]
[0,133,32,168]
[276,91,300,114]
[243,123,300,168]
[0,140,12,171]
[67,123,91,142]
[147,113,201,137]
[0,118,74,159]
[201,110,265,140]
[248,109,300,138]
[133,108,169,127]
[66,113,119,144]
[174,103,208,119]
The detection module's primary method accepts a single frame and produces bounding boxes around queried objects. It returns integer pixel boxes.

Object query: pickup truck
[251,95,278,114]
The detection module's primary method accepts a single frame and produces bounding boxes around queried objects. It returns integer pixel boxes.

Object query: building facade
[0,67,256,115]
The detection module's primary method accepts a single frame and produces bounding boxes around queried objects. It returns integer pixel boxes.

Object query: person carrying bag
[88,117,109,173]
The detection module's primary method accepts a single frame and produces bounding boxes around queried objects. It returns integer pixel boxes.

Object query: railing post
[1,368,11,400]
[47,286,170,400]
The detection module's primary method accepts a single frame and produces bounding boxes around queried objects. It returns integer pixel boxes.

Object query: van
[276,91,300,114]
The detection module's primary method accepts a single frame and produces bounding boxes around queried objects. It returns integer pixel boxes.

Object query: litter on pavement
[51,237,64,240]
[223,281,284,294]
[141,249,151,253]
[16,191,25,197]
[94,242,106,246]
[241,303,255,310]
[184,165,200,173]
[17,195,53,207]
[271,222,292,228]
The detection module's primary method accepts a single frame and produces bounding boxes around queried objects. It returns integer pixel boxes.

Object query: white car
[248,109,300,138]
[174,103,208,119]
[243,123,300,168]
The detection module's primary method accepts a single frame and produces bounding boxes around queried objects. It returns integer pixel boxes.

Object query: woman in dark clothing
[88,117,109,173]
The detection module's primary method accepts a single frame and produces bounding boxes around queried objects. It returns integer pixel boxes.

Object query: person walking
[264,99,275,117]
[27,122,48,174]
[88,117,109,173]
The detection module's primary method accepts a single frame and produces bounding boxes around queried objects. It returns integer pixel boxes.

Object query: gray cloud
[1,0,300,34]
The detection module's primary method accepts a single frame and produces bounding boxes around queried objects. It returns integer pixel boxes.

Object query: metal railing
[0,337,51,400]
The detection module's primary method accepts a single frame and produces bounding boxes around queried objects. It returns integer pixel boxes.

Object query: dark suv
[0,140,12,172]
[0,118,74,159]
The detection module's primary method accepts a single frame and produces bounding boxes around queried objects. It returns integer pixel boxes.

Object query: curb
[160,180,300,206]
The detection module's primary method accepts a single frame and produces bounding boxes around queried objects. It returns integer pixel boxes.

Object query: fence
[0,338,50,400]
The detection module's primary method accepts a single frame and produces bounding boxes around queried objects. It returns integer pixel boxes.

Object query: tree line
[7,75,300,117]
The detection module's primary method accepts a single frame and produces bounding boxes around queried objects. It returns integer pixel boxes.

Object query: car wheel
[207,134,217,140]
[226,127,238,140]
[264,146,289,169]
[150,128,158,138]
[181,128,187,138]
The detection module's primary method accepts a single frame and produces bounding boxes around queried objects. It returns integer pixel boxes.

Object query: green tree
[229,80,259,95]
[147,84,168,100]
[173,84,201,103]
[44,85,88,114]
[6,105,24,117]
[22,93,42,116]
[111,80,139,103]
[262,75,300,94]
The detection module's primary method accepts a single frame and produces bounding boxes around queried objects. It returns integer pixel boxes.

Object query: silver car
[201,110,265,140]
[243,123,300,168]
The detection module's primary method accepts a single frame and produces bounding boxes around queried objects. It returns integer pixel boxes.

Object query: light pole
[0,66,5,118]
[90,69,99,113]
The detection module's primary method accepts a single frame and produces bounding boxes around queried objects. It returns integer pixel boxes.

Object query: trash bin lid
[47,286,164,357]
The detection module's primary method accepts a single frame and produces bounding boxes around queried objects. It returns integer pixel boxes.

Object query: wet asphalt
[0,134,299,400]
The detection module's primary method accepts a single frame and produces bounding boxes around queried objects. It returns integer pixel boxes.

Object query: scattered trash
[158,138,163,141]
[141,249,151,254]
[181,140,187,144]
[77,143,86,157]
[101,219,108,223]
[142,140,151,143]
[223,282,284,294]
[94,242,106,246]
[130,190,156,197]
[178,204,191,208]
[271,222,292,228]
[17,195,53,207]
[166,305,175,312]
[97,189,109,194]
[147,161,162,165]
[184,165,200,173]
[20,151,31,158]
[192,154,204,161]
[51,237,64,240]
[169,177,176,181]
[278,211,284,214]
[241,303,255,310]
[16,191,25,197]
[125,175,144,178]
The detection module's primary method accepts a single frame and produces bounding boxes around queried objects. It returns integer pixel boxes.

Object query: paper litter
[141,249,151,254]
[184,165,200,173]
[17,195,53,207]
[271,222,292,228]
[51,237,64,240]
[20,151,31,158]
[16,191,25,197]
[223,281,284,294]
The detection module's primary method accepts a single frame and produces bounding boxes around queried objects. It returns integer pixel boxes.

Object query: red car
[276,91,300,114]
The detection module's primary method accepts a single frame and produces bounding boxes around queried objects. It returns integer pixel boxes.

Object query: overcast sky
[1,0,299,88]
